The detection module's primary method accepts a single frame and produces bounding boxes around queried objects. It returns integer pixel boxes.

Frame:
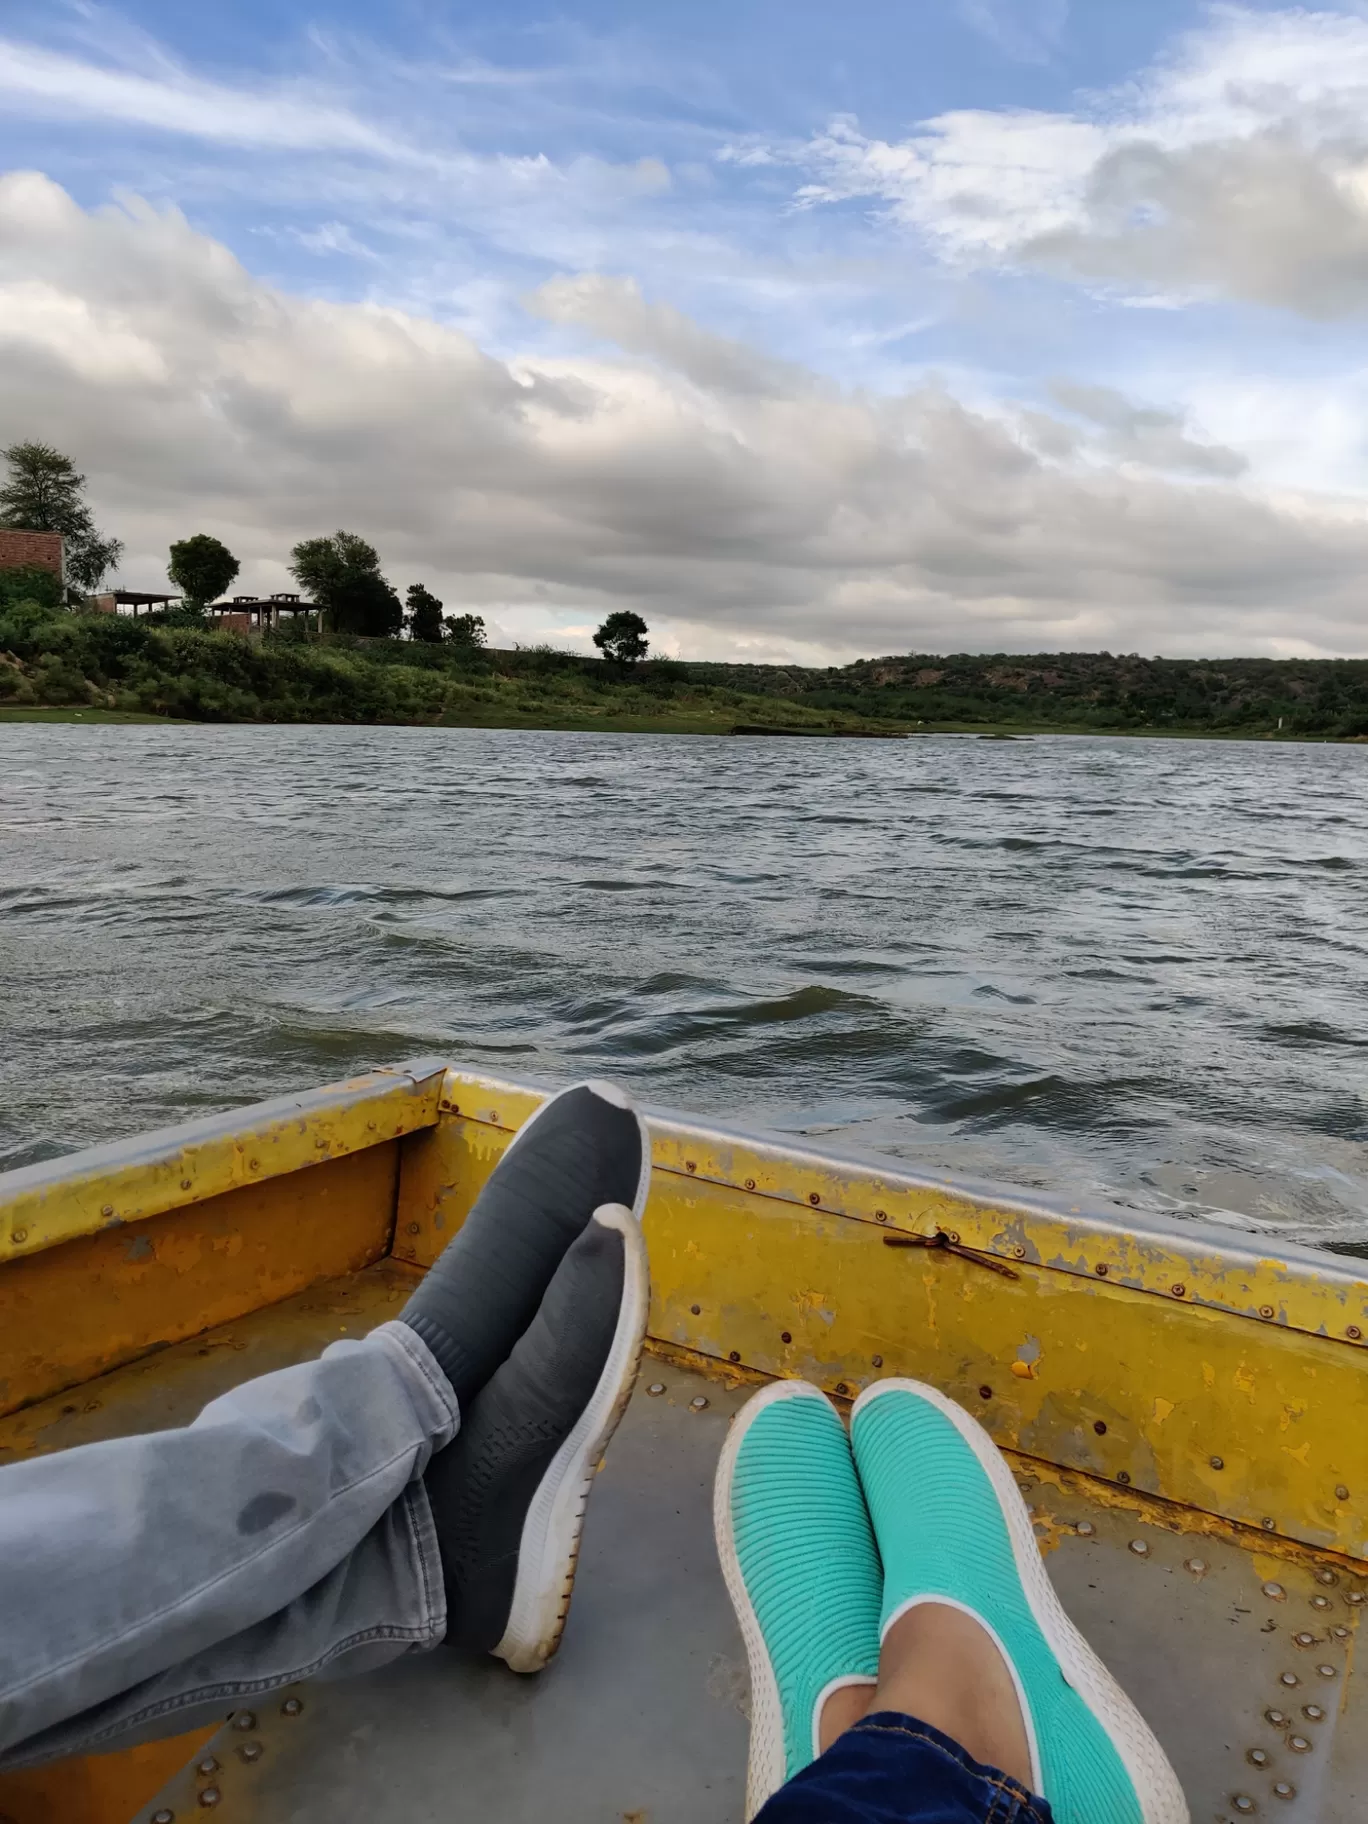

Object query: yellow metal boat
[0,1058,1364,1822]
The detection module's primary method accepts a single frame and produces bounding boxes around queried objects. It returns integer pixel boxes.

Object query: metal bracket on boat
[883,1228,1021,1279]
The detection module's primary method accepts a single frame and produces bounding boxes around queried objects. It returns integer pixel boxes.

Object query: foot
[398,1079,649,1408]
[851,1379,1189,1824]
[424,1201,650,1672]
[714,1382,881,1819]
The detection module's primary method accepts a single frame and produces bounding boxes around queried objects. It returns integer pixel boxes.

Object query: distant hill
[682,651,1368,738]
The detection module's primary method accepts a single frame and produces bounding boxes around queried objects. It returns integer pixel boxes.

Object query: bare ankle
[817,1679,877,1754]
[868,1604,1034,1790]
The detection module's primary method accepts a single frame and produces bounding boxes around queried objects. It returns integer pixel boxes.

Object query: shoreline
[2,704,1363,743]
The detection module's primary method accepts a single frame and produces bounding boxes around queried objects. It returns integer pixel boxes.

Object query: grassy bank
[4,598,1367,739]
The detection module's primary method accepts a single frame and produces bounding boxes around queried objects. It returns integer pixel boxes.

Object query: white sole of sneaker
[493,1199,651,1674]
[853,1379,1190,1824]
[713,1380,870,1822]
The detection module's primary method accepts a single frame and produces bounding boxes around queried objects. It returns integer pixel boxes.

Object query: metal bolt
[248,1160,259,1172]
[835,1382,849,1396]
[1280,1672,1299,1687]
[238,1741,263,1763]
[871,1354,883,1367]
[1293,1632,1316,1647]
[1116,1470,1131,1485]
[1289,1736,1312,1753]
[808,1191,821,1205]
[1273,1783,1295,1800]
[281,1696,303,1715]
[11,1228,26,1245]
[875,1210,887,1222]
[406,1222,420,1235]
[1211,1455,1225,1470]
[1347,1591,1365,1605]
[1302,1704,1324,1721]
[1265,1709,1288,1726]
[1332,1625,1350,1640]
[1128,1539,1149,1557]
[745,1178,755,1190]
[1317,1664,1337,1679]
[101,1204,114,1217]
[728,1351,741,1363]
[180,1179,191,1191]
[197,1791,221,1810]
[1185,1557,1207,1575]
[1172,1283,1186,1297]
[1316,1569,1337,1585]
[646,1382,665,1397]
[979,1385,993,1399]
[1094,1263,1108,1276]
[1335,1485,1350,1501]
[197,1759,219,1777]
[690,1304,701,1316]
[1076,1521,1096,1537]
[1260,1305,1275,1320]
[233,1712,256,1731]
[1262,1517,1276,1531]
[1248,1749,1269,1768]
[1349,1325,1364,1340]
[685,1160,696,1173]
[1232,1797,1254,1814]
[781,1331,792,1344]
[1312,1595,1331,1609]
[1013,1245,1026,1258]
[689,1395,709,1411]
[1094,1420,1107,1435]
[152,1812,175,1823]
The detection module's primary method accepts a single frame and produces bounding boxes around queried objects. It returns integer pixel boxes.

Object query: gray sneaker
[399,1079,649,1408]
[424,1200,650,1672]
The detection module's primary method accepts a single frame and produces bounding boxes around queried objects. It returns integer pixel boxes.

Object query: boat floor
[5,1262,1363,1824]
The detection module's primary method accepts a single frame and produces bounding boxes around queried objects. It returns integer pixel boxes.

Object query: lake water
[2,724,1366,1250]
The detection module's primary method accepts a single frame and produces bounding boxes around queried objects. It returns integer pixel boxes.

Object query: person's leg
[0,1078,650,1766]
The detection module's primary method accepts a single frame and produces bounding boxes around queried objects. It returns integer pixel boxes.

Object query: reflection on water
[2,725,1366,1247]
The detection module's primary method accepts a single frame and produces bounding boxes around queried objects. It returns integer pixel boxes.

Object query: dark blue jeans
[756,1713,1054,1824]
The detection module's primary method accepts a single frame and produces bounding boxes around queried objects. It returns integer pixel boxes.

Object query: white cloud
[769,5,1368,315]
[3,172,1368,660]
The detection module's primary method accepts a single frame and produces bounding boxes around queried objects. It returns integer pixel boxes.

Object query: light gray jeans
[0,1321,458,1769]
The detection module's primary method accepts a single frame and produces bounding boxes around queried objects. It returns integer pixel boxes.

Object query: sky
[2,2,1368,661]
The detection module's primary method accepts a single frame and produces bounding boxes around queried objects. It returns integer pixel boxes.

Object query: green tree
[288,530,402,637]
[168,533,239,609]
[593,610,648,666]
[444,612,486,648]
[406,583,444,643]
[0,441,124,592]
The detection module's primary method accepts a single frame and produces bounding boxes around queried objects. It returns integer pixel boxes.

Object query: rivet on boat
[1261,1518,1276,1531]
[979,1384,992,1399]
[281,1697,303,1715]
[1265,1708,1287,1726]
[729,1351,741,1363]
[1289,1735,1312,1753]
[197,1791,220,1810]
[1116,1471,1131,1484]
[1248,1749,1269,1767]
[781,1332,792,1344]
[1185,1558,1206,1575]
[180,1179,191,1190]
[11,1228,26,1244]
[1347,1591,1365,1605]
[874,1210,887,1222]
[745,1179,755,1190]
[835,1383,849,1396]
[1094,1420,1107,1435]
[1302,1704,1325,1721]
[690,1305,701,1315]
[101,1204,114,1217]
[1280,1672,1299,1687]
[1317,1569,1337,1585]
[1231,1796,1254,1814]
[1263,1583,1285,1600]
[152,1812,175,1823]
[1349,1325,1363,1340]
[1312,1595,1331,1609]
[196,1759,219,1776]
[1211,1456,1225,1470]
[1335,1485,1350,1501]
[1171,1283,1185,1297]
[1128,1539,1149,1556]
[809,1192,821,1205]
[233,1713,255,1731]
[1293,1632,1315,1647]
[1273,1782,1295,1800]
[1094,1263,1107,1276]
[1316,1664,1337,1678]
[406,1222,420,1235]
[1076,1521,1095,1537]
[238,1742,263,1763]
[1333,1626,1350,1640]
[1259,1305,1275,1319]
[871,1354,883,1367]
[690,1395,709,1412]
[685,1161,696,1173]
[646,1383,665,1397]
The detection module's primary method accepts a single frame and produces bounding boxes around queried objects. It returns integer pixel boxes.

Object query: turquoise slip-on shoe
[852,1379,1188,1824]
[714,1381,882,1818]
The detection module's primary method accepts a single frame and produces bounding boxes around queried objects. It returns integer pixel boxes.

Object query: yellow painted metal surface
[0,1144,400,1420]
[0,1727,213,1824]
[0,1064,443,1267]
[395,1071,1368,1563]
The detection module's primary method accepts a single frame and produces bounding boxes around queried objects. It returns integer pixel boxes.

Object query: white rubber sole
[713,1379,850,1822]
[852,1379,1189,1824]
[493,1200,651,1674]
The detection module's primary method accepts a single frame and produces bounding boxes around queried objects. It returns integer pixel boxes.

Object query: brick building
[0,529,64,579]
